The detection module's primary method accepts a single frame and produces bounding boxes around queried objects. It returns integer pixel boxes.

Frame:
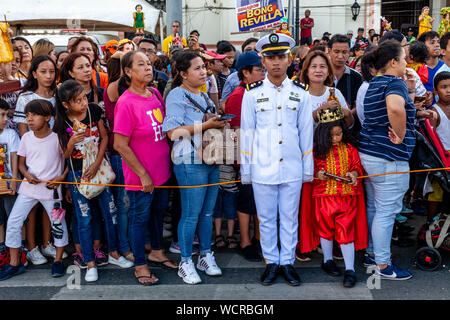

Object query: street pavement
[0,213,449,300]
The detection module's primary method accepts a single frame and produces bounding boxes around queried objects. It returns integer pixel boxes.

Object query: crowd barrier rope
[1,167,449,189]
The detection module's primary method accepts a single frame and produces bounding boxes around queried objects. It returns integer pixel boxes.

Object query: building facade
[176,0,447,47]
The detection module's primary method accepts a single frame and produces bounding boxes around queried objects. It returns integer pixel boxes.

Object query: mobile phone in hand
[218,114,236,121]
[323,172,352,183]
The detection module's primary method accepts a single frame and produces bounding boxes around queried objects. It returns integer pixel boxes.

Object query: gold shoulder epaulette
[293,79,309,91]
[246,80,263,91]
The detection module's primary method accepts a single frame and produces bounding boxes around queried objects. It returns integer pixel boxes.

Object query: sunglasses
[107,45,118,50]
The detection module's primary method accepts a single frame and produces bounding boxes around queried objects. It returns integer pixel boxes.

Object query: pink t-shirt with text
[17,132,64,200]
[114,89,171,191]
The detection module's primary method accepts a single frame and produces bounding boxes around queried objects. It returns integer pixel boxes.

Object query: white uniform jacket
[240,76,314,185]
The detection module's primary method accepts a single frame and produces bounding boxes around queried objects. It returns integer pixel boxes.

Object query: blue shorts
[213,189,237,220]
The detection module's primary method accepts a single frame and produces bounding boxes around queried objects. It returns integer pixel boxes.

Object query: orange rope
[1,167,448,189]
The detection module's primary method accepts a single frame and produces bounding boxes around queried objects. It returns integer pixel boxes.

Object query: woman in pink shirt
[114,51,172,285]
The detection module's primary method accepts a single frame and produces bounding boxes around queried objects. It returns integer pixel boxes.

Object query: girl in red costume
[300,107,368,288]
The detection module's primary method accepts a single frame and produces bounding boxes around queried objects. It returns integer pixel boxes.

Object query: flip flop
[135,273,159,286]
[147,259,178,270]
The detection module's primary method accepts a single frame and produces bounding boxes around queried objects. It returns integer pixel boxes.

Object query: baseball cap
[347,30,354,35]
[235,51,262,70]
[323,32,331,37]
[205,50,227,60]
[105,40,119,55]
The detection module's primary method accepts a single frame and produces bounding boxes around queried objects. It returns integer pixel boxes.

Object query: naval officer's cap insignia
[246,80,263,91]
[269,33,279,44]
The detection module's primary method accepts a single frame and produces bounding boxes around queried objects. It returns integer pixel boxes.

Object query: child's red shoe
[19,249,28,267]
[0,250,10,267]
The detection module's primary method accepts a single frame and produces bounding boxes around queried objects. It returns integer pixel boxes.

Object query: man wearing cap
[224,51,265,262]
[355,27,368,44]
[240,33,314,286]
[347,30,356,48]
[406,27,416,43]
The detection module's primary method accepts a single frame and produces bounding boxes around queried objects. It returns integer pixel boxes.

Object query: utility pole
[288,0,294,38]
[166,0,183,37]
[295,0,300,45]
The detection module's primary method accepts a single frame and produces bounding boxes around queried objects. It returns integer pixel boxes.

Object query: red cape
[299,182,368,253]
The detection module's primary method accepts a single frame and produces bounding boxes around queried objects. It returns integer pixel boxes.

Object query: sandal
[135,271,159,286]
[226,236,238,249]
[147,258,178,270]
[214,235,226,248]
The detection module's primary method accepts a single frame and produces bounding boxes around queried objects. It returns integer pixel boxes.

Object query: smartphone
[323,172,352,183]
[218,114,236,121]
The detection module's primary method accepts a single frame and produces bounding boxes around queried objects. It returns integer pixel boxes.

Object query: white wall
[182,0,381,46]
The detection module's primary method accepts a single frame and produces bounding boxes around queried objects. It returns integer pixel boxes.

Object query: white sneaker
[26,246,48,265]
[108,255,134,268]
[163,228,172,239]
[41,242,68,259]
[178,259,202,284]
[197,252,222,276]
[85,267,98,282]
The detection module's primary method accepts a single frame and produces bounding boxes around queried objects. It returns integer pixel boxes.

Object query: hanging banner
[236,0,285,32]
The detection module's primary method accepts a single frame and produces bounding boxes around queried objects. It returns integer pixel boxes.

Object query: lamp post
[351,1,360,21]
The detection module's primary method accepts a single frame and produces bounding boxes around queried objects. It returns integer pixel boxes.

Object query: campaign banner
[236,0,284,32]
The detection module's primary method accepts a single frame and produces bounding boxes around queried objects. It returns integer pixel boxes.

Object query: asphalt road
[0,212,448,301]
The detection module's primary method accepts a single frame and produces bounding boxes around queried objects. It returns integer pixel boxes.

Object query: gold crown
[318,107,345,124]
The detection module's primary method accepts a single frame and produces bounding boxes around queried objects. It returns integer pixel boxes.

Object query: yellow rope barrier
[0,167,448,189]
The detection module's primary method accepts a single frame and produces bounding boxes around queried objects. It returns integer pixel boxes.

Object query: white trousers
[252,181,302,265]
[6,194,68,249]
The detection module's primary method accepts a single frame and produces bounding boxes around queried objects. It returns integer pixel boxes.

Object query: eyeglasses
[140,48,156,54]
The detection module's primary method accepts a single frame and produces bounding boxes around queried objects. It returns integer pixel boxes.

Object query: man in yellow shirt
[162,21,187,55]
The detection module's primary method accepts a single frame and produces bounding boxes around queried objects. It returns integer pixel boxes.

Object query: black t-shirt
[65,103,103,172]
[335,68,362,110]
[335,67,363,134]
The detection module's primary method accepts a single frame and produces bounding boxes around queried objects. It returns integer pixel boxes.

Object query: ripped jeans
[67,170,119,263]
[173,155,220,261]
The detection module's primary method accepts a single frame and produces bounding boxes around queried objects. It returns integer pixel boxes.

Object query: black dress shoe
[321,260,342,277]
[343,270,357,288]
[280,264,301,286]
[260,263,279,286]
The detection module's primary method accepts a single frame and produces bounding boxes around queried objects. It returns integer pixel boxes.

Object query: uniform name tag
[289,96,300,102]
[257,98,269,103]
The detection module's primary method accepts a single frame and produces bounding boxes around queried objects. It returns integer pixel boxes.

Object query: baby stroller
[410,119,450,271]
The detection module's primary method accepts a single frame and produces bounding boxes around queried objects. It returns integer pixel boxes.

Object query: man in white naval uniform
[240,33,314,286]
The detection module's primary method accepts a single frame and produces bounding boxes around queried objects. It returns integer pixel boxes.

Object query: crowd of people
[0,18,448,290]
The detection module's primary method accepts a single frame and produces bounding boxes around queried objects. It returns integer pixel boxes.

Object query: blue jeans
[128,191,154,266]
[145,184,169,250]
[68,170,119,263]
[359,152,410,265]
[110,154,131,254]
[173,155,220,261]
[71,199,103,245]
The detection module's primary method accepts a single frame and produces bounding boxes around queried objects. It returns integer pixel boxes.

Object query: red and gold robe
[299,143,368,253]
